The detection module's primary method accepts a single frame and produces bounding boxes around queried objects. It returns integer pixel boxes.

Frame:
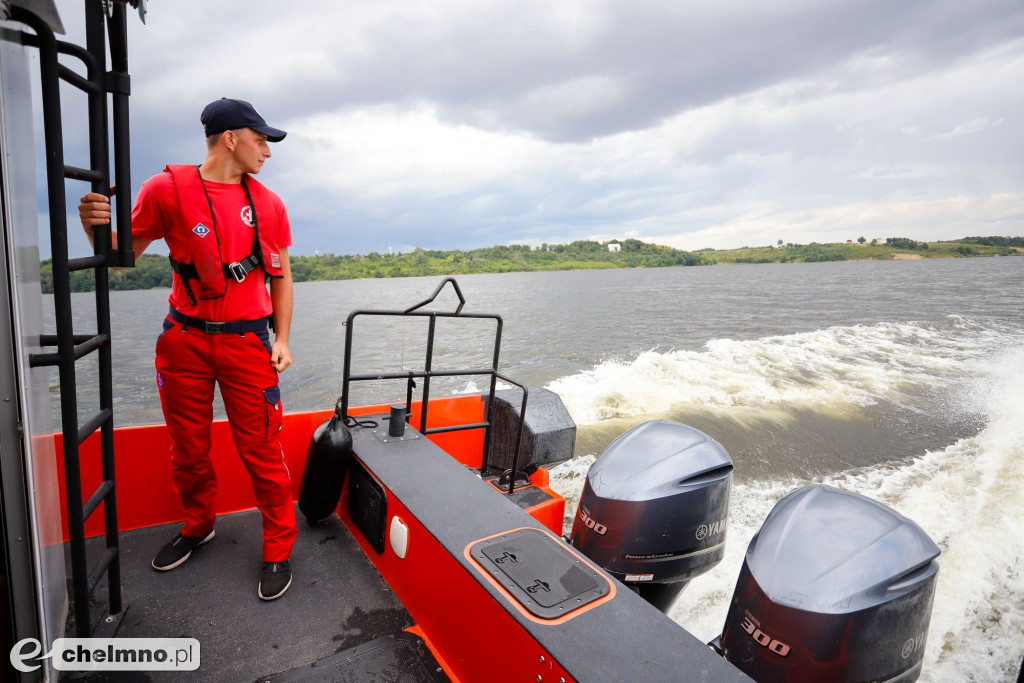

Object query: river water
[61,256,1023,681]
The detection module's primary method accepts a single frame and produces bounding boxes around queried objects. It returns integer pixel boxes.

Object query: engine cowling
[570,420,733,611]
[718,484,940,683]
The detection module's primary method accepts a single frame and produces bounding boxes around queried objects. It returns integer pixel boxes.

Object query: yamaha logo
[901,632,926,658]
[697,518,727,540]
[192,223,210,238]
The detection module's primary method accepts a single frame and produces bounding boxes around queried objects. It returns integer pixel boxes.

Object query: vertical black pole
[341,312,356,419]
[107,2,134,268]
[419,314,436,434]
[479,318,503,473]
[505,388,528,494]
[88,0,122,618]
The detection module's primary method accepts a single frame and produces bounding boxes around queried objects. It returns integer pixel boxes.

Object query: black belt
[168,308,269,334]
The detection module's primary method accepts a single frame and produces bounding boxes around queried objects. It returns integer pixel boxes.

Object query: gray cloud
[46,0,1024,256]
[124,0,1024,141]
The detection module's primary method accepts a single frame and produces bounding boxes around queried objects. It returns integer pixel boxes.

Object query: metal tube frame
[340,277,531,493]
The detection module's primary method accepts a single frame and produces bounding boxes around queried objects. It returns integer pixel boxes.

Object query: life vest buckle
[228,261,248,283]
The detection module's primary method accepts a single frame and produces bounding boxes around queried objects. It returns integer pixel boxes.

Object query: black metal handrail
[15,0,133,639]
[340,277,531,493]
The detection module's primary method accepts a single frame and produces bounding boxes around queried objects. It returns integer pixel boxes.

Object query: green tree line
[291,239,708,281]
[40,253,174,293]
[39,236,1020,293]
[956,236,1024,247]
[41,240,709,292]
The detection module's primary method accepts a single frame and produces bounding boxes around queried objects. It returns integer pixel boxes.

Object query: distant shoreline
[40,236,1023,293]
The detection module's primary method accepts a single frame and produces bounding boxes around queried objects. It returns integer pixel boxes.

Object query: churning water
[548,319,1024,682]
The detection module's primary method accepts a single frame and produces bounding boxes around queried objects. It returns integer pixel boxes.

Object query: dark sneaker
[258,560,292,601]
[151,529,215,571]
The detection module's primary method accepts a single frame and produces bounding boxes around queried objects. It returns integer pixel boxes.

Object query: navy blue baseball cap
[200,98,287,142]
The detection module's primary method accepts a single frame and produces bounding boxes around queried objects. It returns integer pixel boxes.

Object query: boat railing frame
[12,0,136,638]
[340,277,531,494]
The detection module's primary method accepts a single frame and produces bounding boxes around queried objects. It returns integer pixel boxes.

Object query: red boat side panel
[339,467,576,683]
[53,395,488,540]
[514,469,567,536]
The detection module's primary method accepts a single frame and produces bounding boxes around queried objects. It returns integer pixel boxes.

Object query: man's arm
[78,191,153,258]
[269,247,293,373]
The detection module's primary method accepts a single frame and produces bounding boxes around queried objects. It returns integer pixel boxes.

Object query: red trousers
[154,316,297,562]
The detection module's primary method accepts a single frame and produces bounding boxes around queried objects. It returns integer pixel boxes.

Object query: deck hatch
[469,528,611,619]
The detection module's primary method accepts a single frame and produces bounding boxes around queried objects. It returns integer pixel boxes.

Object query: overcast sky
[55,0,1024,257]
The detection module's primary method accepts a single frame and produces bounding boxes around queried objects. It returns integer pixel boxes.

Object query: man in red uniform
[79,98,298,601]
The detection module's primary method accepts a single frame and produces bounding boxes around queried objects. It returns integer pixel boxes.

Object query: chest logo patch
[241,205,254,227]
[192,223,210,238]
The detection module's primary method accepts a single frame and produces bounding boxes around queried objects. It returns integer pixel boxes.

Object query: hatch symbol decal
[494,551,518,565]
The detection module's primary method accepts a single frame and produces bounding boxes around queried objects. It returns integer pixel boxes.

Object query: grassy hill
[704,237,1021,264]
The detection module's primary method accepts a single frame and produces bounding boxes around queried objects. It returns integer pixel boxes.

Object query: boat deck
[73,505,445,681]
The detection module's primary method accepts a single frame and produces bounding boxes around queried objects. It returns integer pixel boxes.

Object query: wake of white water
[548,331,1024,682]
[547,317,1006,425]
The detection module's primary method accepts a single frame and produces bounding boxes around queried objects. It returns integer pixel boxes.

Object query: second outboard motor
[570,420,733,612]
[716,485,940,683]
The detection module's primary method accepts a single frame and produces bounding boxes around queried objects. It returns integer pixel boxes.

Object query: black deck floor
[72,505,415,682]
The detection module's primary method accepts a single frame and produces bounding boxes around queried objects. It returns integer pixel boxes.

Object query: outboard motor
[716,485,940,683]
[570,420,733,612]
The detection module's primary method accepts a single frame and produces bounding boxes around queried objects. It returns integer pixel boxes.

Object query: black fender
[298,410,353,525]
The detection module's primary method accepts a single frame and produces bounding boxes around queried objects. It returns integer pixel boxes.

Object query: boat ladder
[15,0,136,638]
